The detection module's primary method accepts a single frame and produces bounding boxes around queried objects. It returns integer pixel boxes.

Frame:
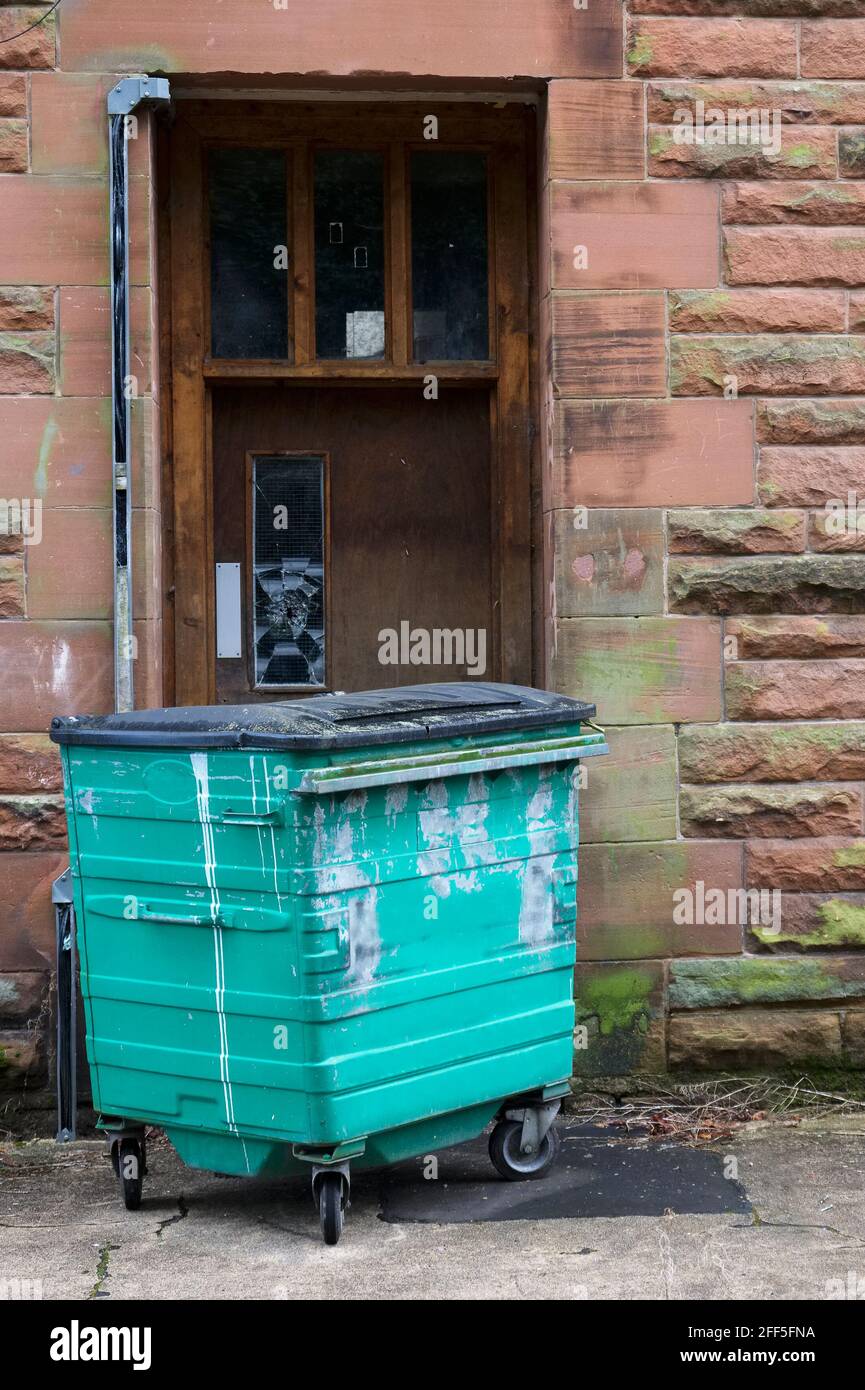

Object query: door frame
[160,98,537,705]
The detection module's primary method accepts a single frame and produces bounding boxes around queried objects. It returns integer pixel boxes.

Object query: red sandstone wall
[541,5,865,1079]
[2,0,865,1091]
[0,6,162,1089]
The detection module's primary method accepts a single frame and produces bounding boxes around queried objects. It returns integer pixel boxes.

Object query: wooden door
[164,101,535,704]
[212,386,492,699]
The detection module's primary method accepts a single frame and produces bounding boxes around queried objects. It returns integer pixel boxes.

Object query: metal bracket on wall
[53,868,77,1142]
[107,76,170,116]
[107,75,171,713]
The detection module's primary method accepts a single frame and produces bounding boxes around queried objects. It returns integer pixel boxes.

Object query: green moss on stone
[720,509,794,535]
[789,186,857,209]
[694,141,769,169]
[818,899,865,941]
[671,955,862,1009]
[577,966,654,1036]
[783,143,823,169]
[755,899,865,950]
[685,782,842,820]
[725,667,762,694]
[677,338,865,382]
[670,342,727,391]
[674,291,731,321]
[0,332,52,360]
[574,966,660,1076]
[648,130,674,157]
[811,402,865,422]
[627,34,654,70]
[670,552,865,616]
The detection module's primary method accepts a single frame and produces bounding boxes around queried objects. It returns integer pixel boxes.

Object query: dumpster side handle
[295,731,609,796]
[219,804,286,828]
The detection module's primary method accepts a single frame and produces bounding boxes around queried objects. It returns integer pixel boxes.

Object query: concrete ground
[2,1115,864,1300]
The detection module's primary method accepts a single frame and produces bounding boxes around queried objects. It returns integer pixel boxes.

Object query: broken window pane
[251,455,326,687]
[411,151,489,361]
[209,148,289,359]
[314,151,385,359]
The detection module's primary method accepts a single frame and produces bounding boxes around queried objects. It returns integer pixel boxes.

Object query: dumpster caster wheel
[117,1137,144,1211]
[318,1172,346,1245]
[489,1119,560,1181]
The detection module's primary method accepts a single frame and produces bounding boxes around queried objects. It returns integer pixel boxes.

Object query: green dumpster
[51,682,607,1243]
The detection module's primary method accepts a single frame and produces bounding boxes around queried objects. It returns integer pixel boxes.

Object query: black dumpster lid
[50,682,596,752]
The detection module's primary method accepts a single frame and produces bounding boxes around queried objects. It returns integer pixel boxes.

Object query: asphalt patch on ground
[378,1123,751,1224]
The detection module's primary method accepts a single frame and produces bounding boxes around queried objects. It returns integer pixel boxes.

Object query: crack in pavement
[88,1242,118,1299]
[752,1219,865,1243]
[254,1213,320,1244]
[731,1205,865,1245]
[156,1195,189,1238]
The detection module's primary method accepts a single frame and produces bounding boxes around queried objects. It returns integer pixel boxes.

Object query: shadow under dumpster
[377,1124,751,1224]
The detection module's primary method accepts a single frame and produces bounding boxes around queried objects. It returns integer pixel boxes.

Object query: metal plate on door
[215,563,242,658]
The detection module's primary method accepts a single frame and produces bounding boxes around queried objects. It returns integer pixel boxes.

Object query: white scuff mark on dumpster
[428,873,451,898]
[453,871,481,894]
[417,848,450,879]
[333,790,366,860]
[310,795,365,869]
[385,781,408,825]
[190,753,219,917]
[518,855,555,946]
[78,788,94,814]
[527,771,559,856]
[191,750,250,1174]
[312,801,326,866]
[347,885,381,986]
[420,778,448,811]
[567,764,581,844]
[323,862,369,893]
[262,762,283,910]
[249,754,267,875]
[462,837,498,870]
[467,772,490,803]
[527,770,554,827]
[467,772,490,804]
[334,809,354,864]
[460,801,489,840]
[527,828,558,858]
[417,807,449,845]
[419,800,490,850]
